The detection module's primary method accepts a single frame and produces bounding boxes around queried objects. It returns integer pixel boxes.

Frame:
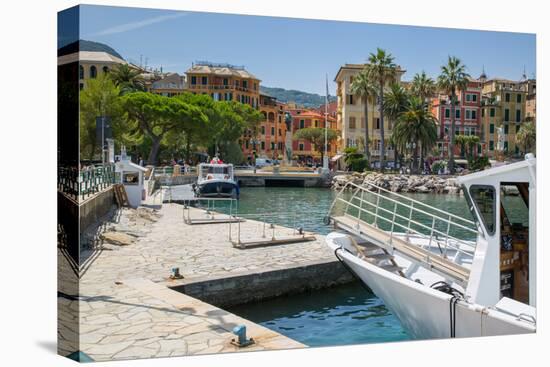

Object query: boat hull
[196,180,239,198]
[326,233,535,340]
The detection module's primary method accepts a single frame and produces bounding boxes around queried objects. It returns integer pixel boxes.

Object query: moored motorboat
[325,154,536,339]
[194,163,239,199]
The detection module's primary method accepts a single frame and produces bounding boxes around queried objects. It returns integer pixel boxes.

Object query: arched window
[268,112,275,122]
[102,66,109,73]
[90,65,97,79]
[79,65,84,79]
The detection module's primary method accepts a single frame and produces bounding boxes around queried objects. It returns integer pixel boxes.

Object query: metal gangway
[182,197,244,225]
[328,181,479,285]
[228,211,318,249]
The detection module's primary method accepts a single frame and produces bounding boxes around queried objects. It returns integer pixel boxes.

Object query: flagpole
[323,74,329,170]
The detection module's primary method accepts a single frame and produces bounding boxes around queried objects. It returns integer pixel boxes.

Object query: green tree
[455,135,480,160]
[212,101,263,159]
[293,127,339,162]
[79,74,122,161]
[437,56,470,174]
[365,48,398,171]
[175,93,216,160]
[392,96,438,173]
[383,83,409,169]
[350,69,377,162]
[343,146,368,172]
[411,71,436,104]
[109,64,146,94]
[516,121,536,154]
[122,92,182,165]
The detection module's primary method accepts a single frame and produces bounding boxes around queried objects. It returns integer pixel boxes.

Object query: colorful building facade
[184,62,261,108]
[288,108,338,163]
[335,64,405,167]
[241,94,287,160]
[480,78,528,158]
[431,79,483,159]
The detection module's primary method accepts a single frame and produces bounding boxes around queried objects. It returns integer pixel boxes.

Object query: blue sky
[76,5,536,95]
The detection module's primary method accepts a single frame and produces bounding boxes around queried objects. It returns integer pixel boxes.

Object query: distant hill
[260,86,336,108]
[58,39,124,60]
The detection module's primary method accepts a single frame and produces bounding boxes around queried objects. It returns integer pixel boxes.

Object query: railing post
[406,201,414,235]
[444,215,452,256]
[374,186,381,227]
[389,202,397,244]
[357,187,365,228]
[428,217,435,248]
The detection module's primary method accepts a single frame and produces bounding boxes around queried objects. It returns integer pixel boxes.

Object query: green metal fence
[58,164,116,201]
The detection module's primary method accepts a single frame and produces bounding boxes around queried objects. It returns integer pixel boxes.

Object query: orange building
[241,94,287,160]
[289,108,338,163]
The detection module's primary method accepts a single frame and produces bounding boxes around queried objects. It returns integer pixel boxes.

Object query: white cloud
[90,12,186,37]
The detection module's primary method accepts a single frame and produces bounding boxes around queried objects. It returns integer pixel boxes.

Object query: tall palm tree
[383,83,409,170]
[411,71,436,105]
[392,96,438,173]
[109,64,146,94]
[350,69,377,164]
[437,56,470,174]
[366,48,397,171]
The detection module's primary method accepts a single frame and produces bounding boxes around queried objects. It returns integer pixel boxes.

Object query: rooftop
[186,61,259,80]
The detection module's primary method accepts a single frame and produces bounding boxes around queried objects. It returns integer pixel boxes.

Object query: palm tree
[350,69,377,164]
[411,71,436,105]
[365,48,398,171]
[109,64,146,94]
[392,96,438,173]
[437,56,470,174]
[383,83,409,170]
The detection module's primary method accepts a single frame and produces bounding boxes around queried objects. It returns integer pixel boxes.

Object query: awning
[331,154,344,162]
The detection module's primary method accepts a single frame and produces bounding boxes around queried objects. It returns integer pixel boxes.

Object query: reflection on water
[228,282,411,347]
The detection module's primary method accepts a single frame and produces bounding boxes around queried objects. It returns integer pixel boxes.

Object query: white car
[255,158,274,168]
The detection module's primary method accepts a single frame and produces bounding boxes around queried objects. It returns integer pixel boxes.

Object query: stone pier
[59,200,351,361]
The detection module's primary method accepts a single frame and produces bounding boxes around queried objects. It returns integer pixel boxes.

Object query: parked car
[255,158,274,168]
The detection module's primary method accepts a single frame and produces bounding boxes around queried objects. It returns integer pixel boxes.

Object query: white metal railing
[330,181,478,261]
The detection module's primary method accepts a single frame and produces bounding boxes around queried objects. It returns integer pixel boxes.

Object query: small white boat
[194,163,239,198]
[325,154,536,339]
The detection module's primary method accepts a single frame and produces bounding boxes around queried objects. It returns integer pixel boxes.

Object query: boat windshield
[208,166,229,174]
[469,185,496,236]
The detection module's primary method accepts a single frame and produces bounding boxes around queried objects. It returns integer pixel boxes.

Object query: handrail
[348,181,475,226]
[338,200,474,256]
[347,192,477,235]
[338,198,475,257]
[330,181,478,261]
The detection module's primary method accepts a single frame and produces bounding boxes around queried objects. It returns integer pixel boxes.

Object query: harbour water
[228,282,411,347]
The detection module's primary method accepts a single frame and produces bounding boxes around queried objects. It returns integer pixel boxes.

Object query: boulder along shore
[332,172,461,194]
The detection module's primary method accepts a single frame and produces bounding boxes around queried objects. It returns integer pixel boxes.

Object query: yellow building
[185,62,261,108]
[335,64,405,167]
[480,78,528,158]
[150,73,186,97]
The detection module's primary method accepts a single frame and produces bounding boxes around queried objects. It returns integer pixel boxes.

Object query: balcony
[187,84,255,93]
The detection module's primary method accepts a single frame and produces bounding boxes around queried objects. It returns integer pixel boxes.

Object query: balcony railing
[187,84,255,93]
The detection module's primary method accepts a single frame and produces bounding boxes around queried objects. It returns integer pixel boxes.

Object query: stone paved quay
[59,201,343,361]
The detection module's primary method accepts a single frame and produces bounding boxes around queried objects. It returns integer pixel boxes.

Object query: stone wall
[172,259,354,308]
[79,187,116,231]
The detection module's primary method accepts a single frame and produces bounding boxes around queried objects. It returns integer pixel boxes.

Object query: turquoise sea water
[228,282,411,347]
